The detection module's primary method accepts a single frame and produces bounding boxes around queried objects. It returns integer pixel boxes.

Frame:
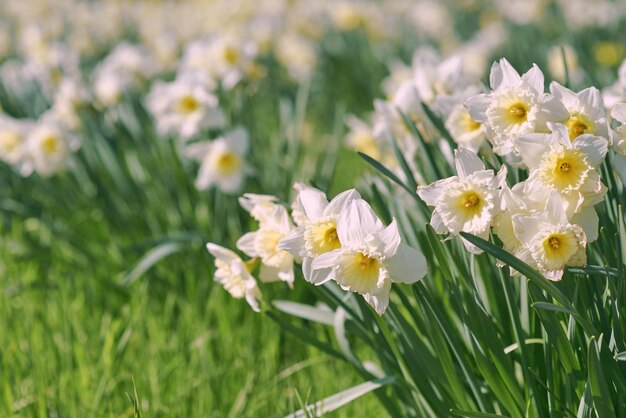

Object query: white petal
[298,187,328,222]
[417,177,455,206]
[544,190,569,226]
[571,206,599,243]
[512,214,544,245]
[236,232,258,257]
[206,243,239,262]
[611,103,626,123]
[386,244,427,284]
[490,58,520,89]
[514,134,550,169]
[259,263,282,283]
[311,249,341,270]
[226,126,249,154]
[324,188,361,216]
[278,226,306,257]
[337,199,383,247]
[549,81,577,105]
[465,94,490,122]
[522,64,545,94]
[455,147,484,177]
[363,280,392,315]
[303,256,333,285]
[375,219,402,257]
[578,86,603,109]
[572,135,608,167]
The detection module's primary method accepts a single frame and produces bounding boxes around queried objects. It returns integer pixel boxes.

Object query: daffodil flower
[278,185,360,284]
[206,243,262,312]
[549,82,609,142]
[466,58,568,164]
[184,127,250,194]
[236,205,295,287]
[417,147,506,254]
[311,198,427,315]
[146,73,226,140]
[512,191,587,281]
[514,123,607,241]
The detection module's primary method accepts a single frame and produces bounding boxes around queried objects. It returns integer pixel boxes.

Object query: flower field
[2,0,626,417]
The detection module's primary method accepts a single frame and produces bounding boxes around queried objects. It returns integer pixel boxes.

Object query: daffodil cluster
[413,58,615,281]
[207,184,427,314]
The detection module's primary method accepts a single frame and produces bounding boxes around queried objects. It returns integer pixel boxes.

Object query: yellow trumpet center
[565,114,592,141]
[507,102,528,123]
[306,220,341,255]
[223,46,240,66]
[41,135,60,154]
[214,152,240,175]
[177,95,200,114]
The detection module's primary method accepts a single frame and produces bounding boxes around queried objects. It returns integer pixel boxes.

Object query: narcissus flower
[206,243,262,312]
[610,104,626,185]
[237,205,295,287]
[512,191,587,281]
[514,123,607,240]
[0,115,32,169]
[24,117,79,177]
[466,58,568,164]
[603,59,626,108]
[549,82,609,142]
[311,198,427,314]
[417,148,506,253]
[184,127,250,194]
[146,73,226,140]
[279,185,360,284]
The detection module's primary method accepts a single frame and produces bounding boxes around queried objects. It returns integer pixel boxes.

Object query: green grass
[0,219,388,417]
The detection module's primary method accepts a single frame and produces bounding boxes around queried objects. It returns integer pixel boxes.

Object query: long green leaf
[284,376,395,418]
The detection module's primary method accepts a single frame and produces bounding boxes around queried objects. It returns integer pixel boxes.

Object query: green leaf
[587,337,616,418]
[357,152,414,195]
[531,302,577,315]
[615,351,626,361]
[459,232,598,337]
[122,242,183,286]
[450,410,511,418]
[273,301,335,326]
[565,266,619,277]
[284,376,395,418]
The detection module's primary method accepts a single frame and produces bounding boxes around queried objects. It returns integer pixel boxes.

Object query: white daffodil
[466,58,568,164]
[275,34,318,83]
[0,115,32,169]
[512,191,587,281]
[345,115,386,162]
[603,59,626,109]
[239,193,281,223]
[279,185,360,284]
[146,74,226,141]
[92,42,156,107]
[184,127,249,194]
[48,77,91,131]
[549,82,609,142]
[24,117,79,177]
[438,86,486,152]
[609,104,626,186]
[236,205,295,287]
[310,198,426,315]
[514,123,607,241]
[417,148,506,253]
[180,35,257,90]
[206,243,262,313]
[493,183,534,255]
[412,48,471,109]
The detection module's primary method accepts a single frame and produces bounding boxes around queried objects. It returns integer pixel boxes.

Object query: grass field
[3,1,626,417]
